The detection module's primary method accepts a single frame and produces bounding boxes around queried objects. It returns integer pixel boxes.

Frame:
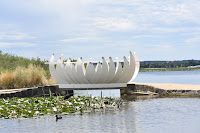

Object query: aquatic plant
[0,96,122,119]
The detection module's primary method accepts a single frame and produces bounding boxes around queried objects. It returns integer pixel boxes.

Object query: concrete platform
[121,82,200,96]
[0,85,66,98]
[1,83,200,98]
[0,88,30,94]
[131,82,200,90]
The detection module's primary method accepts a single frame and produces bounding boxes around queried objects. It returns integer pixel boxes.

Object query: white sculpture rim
[49,51,140,89]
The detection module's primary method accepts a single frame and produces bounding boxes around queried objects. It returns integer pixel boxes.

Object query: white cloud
[104,41,136,47]
[0,42,37,47]
[152,27,187,33]
[132,35,158,39]
[93,18,136,31]
[160,2,200,24]
[0,24,36,41]
[1,0,200,60]
[60,37,103,42]
[152,44,173,49]
[0,32,35,40]
[87,0,200,34]
[185,36,200,44]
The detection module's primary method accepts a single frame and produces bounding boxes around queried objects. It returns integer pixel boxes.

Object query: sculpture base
[59,83,127,90]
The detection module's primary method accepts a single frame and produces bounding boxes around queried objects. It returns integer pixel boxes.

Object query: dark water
[1,71,200,133]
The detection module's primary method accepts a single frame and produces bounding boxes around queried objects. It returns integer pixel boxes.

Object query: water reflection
[74,89,120,97]
[1,96,200,133]
[1,70,200,133]
[121,95,159,101]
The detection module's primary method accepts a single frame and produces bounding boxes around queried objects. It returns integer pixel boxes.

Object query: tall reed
[0,64,56,89]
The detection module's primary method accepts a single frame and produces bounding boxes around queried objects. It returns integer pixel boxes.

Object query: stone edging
[0,85,73,98]
[120,84,200,97]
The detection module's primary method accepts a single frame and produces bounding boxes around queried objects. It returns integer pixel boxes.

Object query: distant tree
[188,59,197,66]
[140,59,200,68]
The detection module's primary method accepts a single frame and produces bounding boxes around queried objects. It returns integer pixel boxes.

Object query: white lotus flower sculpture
[49,51,140,89]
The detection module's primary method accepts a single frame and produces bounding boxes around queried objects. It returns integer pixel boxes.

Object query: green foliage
[63,59,77,62]
[140,60,200,68]
[0,50,48,74]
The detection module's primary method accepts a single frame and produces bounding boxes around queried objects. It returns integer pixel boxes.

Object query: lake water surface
[134,70,200,85]
[75,70,200,97]
[0,70,200,133]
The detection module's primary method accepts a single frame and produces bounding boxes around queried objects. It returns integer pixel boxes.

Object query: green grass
[140,67,200,72]
[0,51,48,73]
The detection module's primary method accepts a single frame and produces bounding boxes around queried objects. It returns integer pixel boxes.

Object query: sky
[0,0,200,61]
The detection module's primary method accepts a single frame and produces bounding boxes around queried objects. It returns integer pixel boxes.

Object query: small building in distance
[187,65,200,68]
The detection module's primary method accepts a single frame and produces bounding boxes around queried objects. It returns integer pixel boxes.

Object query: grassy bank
[0,96,122,119]
[0,64,55,90]
[139,67,200,72]
[0,51,48,73]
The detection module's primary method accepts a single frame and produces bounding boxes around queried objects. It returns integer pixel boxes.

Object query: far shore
[134,83,200,90]
[124,82,200,97]
[139,67,200,72]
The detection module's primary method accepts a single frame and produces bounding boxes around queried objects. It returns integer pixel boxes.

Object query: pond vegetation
[0,96,122,119]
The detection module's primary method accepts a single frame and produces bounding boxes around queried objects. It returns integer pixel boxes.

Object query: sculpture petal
[98,57,109,83]
[126,51,136,82]
[91,62,102,84]
[71,63,81,84]
[49,51,140,87]
[65,59,78,84]
[110,58,123,83]
[55,58,68,84]
[117,56,129,83]
[76,58,90,84]
[85,62,95,83]
[49,54,59,84]
[130,53,140,81]
[104,57,115,83]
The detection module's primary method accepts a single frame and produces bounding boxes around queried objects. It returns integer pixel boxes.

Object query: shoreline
[135,83,200,90]
[1,82,200,99]
[121,82,200,97]
[139,68,200,72]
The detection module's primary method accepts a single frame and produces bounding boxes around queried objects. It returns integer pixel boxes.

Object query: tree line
[0,50,200,72]
[140,60,200,68]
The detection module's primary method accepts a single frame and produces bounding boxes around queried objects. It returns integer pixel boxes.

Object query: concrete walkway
[0,85,61,98]
[0,88,30,94]
[133,83,200,90]
[122,82,200,96]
